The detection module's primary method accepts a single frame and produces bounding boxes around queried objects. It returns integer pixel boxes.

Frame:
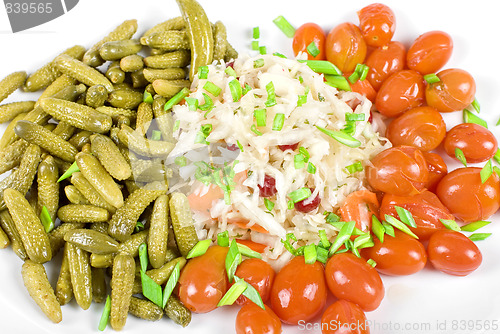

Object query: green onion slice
[329,221,356,255]
[480,160,493,183]
[299,147,310,162]
[272,15,296,38]
[40,206,54,233]
[304,244,317,264]
[494,166,500,178]
[237,243,263,259]
[345,113,365,122]
[135,221,145,232]
[461,220,491,232]
[307,162,317,174]
[184,97,199,111]
[250,124,263,136]
[98,295,111,331]
[251,40,260,51]
[288,187,312,203]
[423,73,440,84]
[186,239,212,259]
[316,247,329,264]
[382,221,395,237]
[225,239,242,283]
[198,93,214,112]
[439,219,461,232]
[253,58,265,68]
[294,154,305,169]
[138,243,148,272]
[273,52,287,58]
[236,140,244,152]
[395,206,417,228]
[384,215,419,239]
[324,75,351,91]
[353,233,372,249]
[141,271,163,307]
[471,98,480,113]
[217,231,230,247]
[463,109,488,128]
[57,161,80,182]
[325,212,340,224]
[164,87,190,111]
[143,90,154,104]
[469,233,492,241]
[371,215,385,243]
[367,259,377,268]
[151,130,162,141]
[264,198,275,212]
[235,276,265,309]
[253,26,260,39]
[300,61,342,75]
[198,65,209,79]
[359,64,369,81]
[306,41,320,57]
[229,79,243,102]
[217,279,247,307]
[455,148,467,167]
[203,81,222,97]
[348,71,360,84]
[225,66,237,77]
[318,230,331,249]
[162,262,181,308]
[265,82,277,107]
[259,46,267,55]
[494,149,500,165]
[174,156,187,167]
[254,109,267,127]
[316,126,361,148]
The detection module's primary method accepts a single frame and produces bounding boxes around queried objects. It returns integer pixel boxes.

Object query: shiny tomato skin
[346,74,377,103]
[436,167,500,222]
[270,256,327,325]
[339,190,379,233]
[375,70,425,117]
[357,3,396,47]
[386,106,446,151]
[428,230,482,276]
[293,23,326,60]
[425,68,476,113]
[422,152,448,192]
[366,146,429,196]
[321,299,370,334]
[443,123,498,163]
[235,303,282,334]
[361,230,427,276]
[380,190,453,240]
[326,22,367,73]
[325,253,384,312]
[234,258,275,305]
[407,31,453,74]
[178,246,228,313]
[365,41,406,91]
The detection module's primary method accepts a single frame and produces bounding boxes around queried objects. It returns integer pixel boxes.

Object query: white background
[0,0,499,333]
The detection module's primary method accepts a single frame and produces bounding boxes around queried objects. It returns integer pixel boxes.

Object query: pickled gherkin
[110,254,135,331]
[90,134,132,181]
[129,297,163,321]
[37,155,59,222]
[66,242,93,310]
[55,243,73,305]
[0,71,27,104]
[169,192,199,257]
[64,229,119,254]
[55,54,114,92]
[57,204,110,223]
[0,101,35,124]
[85,85,108,108]
[99,39,142,61]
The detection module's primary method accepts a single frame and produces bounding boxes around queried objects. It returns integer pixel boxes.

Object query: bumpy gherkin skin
[70,172,116,213]
[169,192,199,257]
[0,210,27,260]
[37,155,59,222]
[0,101,35,124]
[90,133,132,181]
[128,297,163,321]
[213,21,228,61]
[64,228,119,254]
[99,39,142,61]
[143,50,190,69]
[148,194,170,268]
[0,138,29,175]
[0,71,27,104]
[55,243,73,305]
[140,31,190,51]
[142,67,186,82]
[48,222,85,256]
[107,89,143,109]
[164,295,191,327]
[54,54,114,92]
[57,204,110,224]
[110,253,135,331]
[66,242,92,310]
[0,223,9,249]
[22,260,62,323]
[85,85,108,108]
[142,16,185,38]
[92,267,107,303]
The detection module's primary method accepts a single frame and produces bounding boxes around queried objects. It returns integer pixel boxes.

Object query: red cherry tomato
[326,22,367,73]
[436,167,500,222]
[375,70,425,117]
[293,23,326,60]
[321,299,370,334]
[422,152,448,192]
[357,3,396,47]
[270,256,327,324]
[346,74,377,103]
[425,68,476,113]
[365,41,406,91]
[386,106,446,151]
[339,190,379,233]
[407,31,453,74]
[235,303,282,334]
[178,246,228,313]
[325,253,385,311]
[366,146,429,196]
[428,230,482,276]
[380,190,454,240]
[234,258,275,305]
[443,123,498,163]
[361,230,427,276]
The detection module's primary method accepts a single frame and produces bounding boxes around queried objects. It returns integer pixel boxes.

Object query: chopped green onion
[225,66,237,77]
[353,233,373,249]
[236,140,244,152]
[348,71,360,84]
[294,154,305,169]
[135,221,145,232]
[98,295,111,331]
[252,26,260,39]
[273,52,287,58]
[164,87,190,111]
[494,165,500,178]
[324,75,351,91]
[471,98,480,113]
[217,231,230,247]
[184,97,199,111]
[173,120,180,131]
[174,156,187,167]
[297,94,307,107]
[235,276,265,309]
[384,215,419,239]
[242,83,253,95]
[343,121,356,135]
[259,46,267,55]
[265,82,277,107]
[254,109,267,127]
[345,161,363,174]
[359,64,369,81]
[480,160,493,183]
[186,239,212,259]
[162,262,180,308]
[288,187,312,203]
[251,40,260,51]
[494,149,500,165]
[318,230,331,249]
[203,81,222,97]
[138,243,148,272]
[347,239,361,257]
[395,206,417,228]
[316,247,329,264]
[57,161,79,182]
[298,147,310,162]
[198,65,209,79]
[455,148,467,167]
[463,109,488,128]
[141,271,163,307]
[306,41,320,57]
[264,198,275,211]
[198,93,214,112]
[316,126,361,148]
[225,239,242,283]
[469,233,492,241]
[40,206,54,233]
[329,221,356,256]
[424,73,440,84]
[250,124,262,136]
[287,200,294,210]
[382,221,395,237]
[229,79,242,102]
[217,279,247,307]
[300,61,342,75]
[367,259,377,268]
[151,130,162,141]
[272,113,285,131]
[345,113,365,122]
[304,244,317,264]
[253,58,265,68]
[143,90,154,104]
[237,243,263,259]
[461,220,491,232]
[325,212,340,224]
[272,15,296,38]
[307,162,317,174]
[439,219,461,232]
[371,215,385,243]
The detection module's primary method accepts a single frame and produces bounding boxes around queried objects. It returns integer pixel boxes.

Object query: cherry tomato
[425,68,476,113]
[357,3,396,47]
[234,258,275,305]
[321,299,370,334]
[325,253,384,311]
[293,23,326,60]
[380,190,454,240]
[407,31,453,74]
[422,152,448,192]
[346,74,377,103]
[365,41,406,90]
[436,167,500,222]
[235,303,282,334]
[361,230,427,276]
[270,256,327,324]
[339,190,379,232]
[178,246,228,313]
[366,146,428,196]
[375,70,425,117]
[443,123,498,163]
[428,230,482,276]
[386,106,446,151]
[326,22,367,73]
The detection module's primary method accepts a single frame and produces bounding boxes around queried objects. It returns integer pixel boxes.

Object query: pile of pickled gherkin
[0,0,236,330]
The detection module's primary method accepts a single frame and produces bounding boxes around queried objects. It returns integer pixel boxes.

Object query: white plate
[1,1,500,333]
